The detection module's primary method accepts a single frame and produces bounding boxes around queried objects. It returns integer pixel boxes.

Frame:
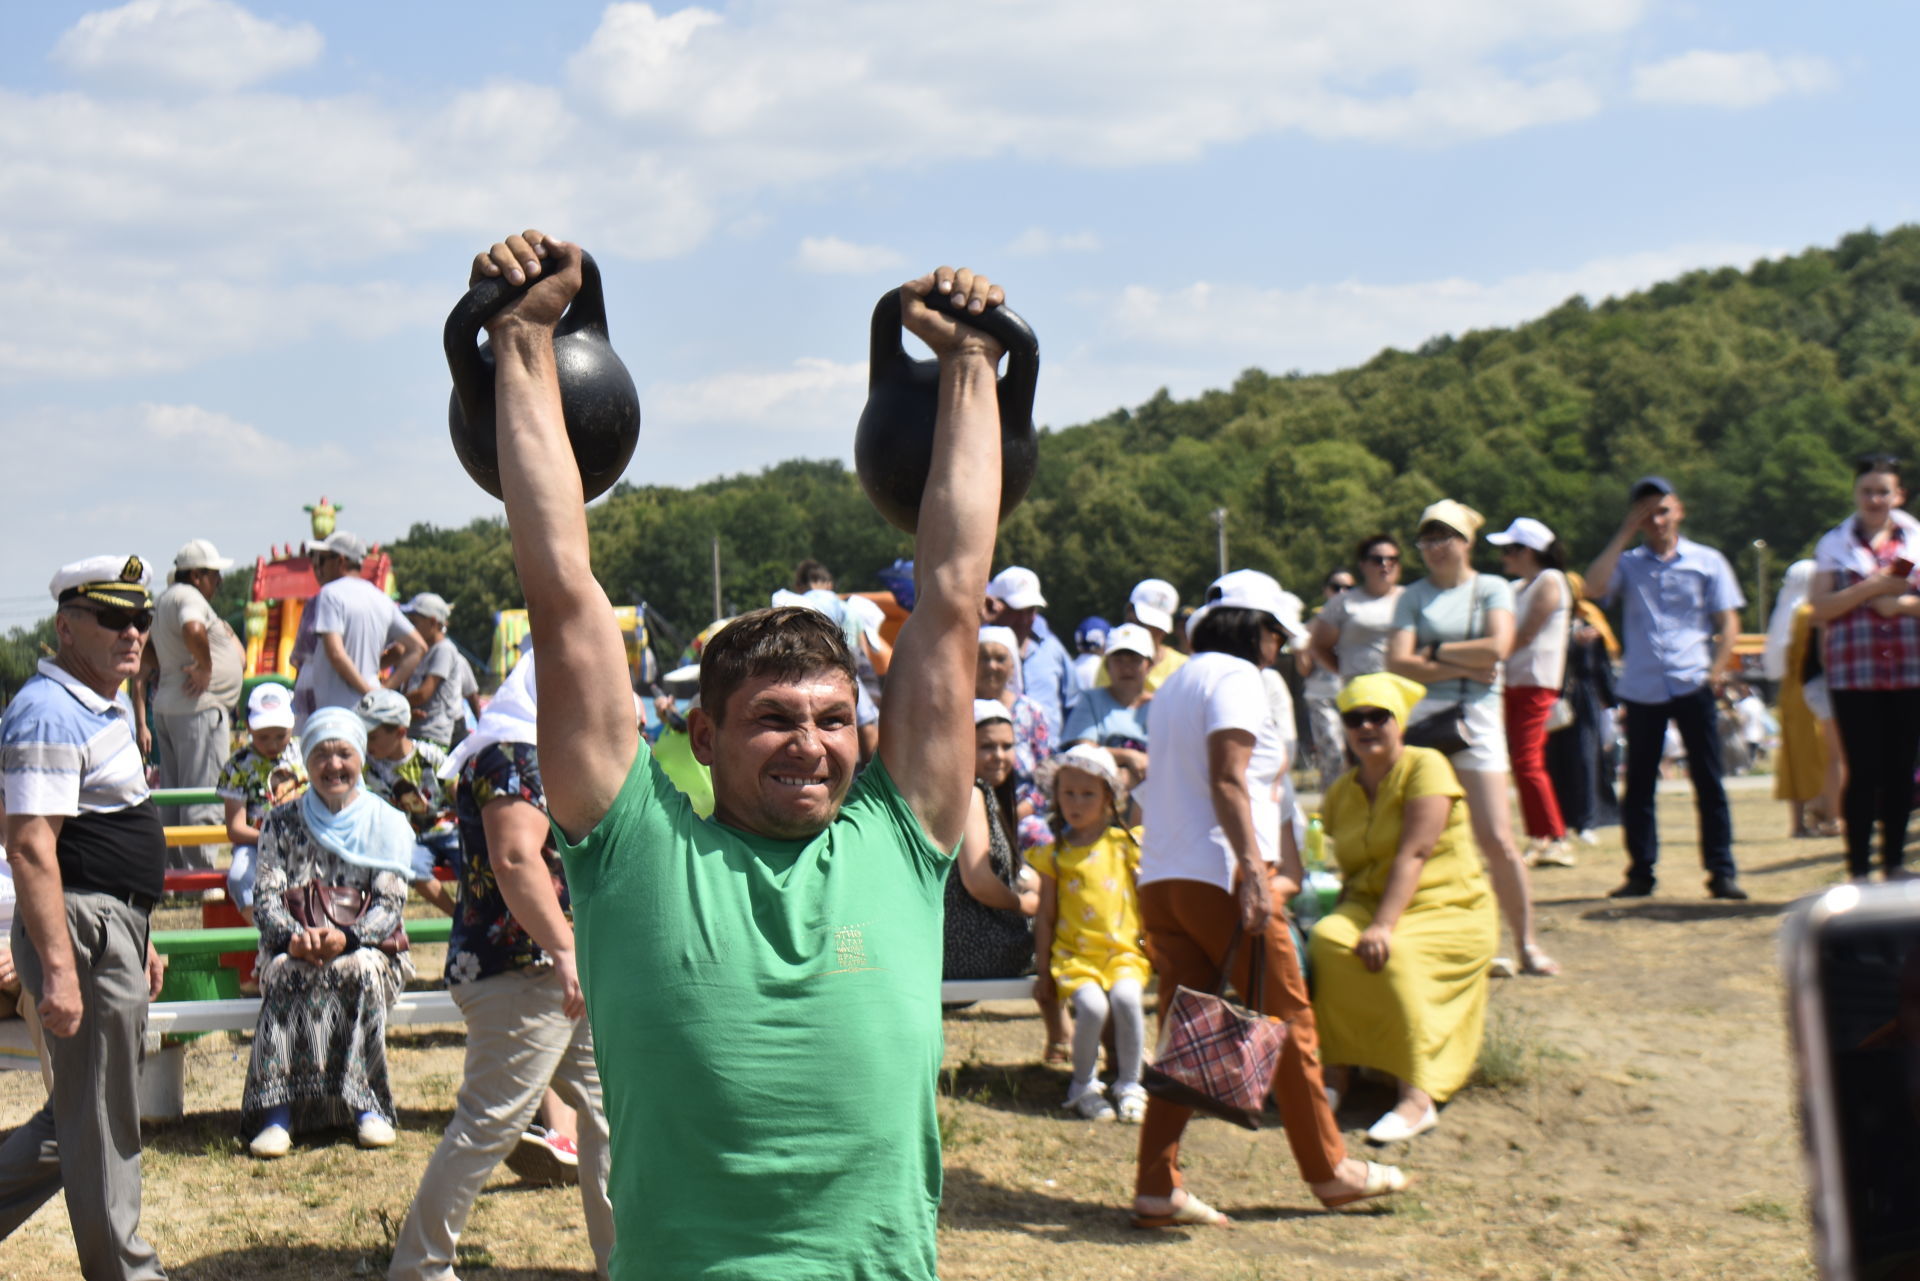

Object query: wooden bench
[0,974,1036,1120]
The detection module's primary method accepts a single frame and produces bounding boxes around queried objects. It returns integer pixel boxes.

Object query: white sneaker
[355,1115,397,1148]
[1533,839,1577,868]
[1114,1086,1148,1124]
[1066,1083,1116,1122]
[1576,829,1599,846]
[249,1124,291,1159]
[1366,1103,1438,1144]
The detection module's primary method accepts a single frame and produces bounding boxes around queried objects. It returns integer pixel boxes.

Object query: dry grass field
[1,783,1833,1279]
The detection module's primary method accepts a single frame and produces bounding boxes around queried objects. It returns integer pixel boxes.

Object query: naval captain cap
[50,554,153,612]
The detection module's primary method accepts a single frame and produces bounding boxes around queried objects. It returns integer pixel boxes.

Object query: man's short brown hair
[700,607,856,724]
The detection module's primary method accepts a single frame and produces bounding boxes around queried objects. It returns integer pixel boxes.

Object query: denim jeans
[1621,685,1737,884]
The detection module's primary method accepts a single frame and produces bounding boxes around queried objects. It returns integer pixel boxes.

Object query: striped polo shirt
[1,658,165,900]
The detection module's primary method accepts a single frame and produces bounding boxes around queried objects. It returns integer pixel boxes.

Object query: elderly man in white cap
[0,555,170,1280]
[141,539,246,870]
[291,532,426,733]
[396,593,478,750]
[984,566,1079,739]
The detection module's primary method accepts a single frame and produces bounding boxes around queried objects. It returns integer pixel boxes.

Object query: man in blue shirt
[984,566,1079,738]
[1585,477,1747,900]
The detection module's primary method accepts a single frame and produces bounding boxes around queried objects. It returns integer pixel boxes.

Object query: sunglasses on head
[1856,452,1903,477]
[1341,707,1393,729]
[80,604,154,633]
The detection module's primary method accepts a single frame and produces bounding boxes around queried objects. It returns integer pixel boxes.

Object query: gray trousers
[154,705,229,870]
[0,893,164,1280]
[388,967,612,1281]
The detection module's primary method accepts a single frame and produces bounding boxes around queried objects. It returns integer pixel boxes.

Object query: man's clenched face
[691,670,860,841]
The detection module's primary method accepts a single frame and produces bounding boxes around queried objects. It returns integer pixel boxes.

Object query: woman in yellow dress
[1765,560,1840,837]
[1309,673,1499,1144]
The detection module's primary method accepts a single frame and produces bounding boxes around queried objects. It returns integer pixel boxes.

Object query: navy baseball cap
[1629,475,1675,502]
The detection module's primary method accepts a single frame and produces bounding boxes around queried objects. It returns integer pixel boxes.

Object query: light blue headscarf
[299,706,416,877]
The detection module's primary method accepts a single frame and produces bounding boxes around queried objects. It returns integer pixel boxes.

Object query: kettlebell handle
[444,251,609,388]
[866,287,1039,386]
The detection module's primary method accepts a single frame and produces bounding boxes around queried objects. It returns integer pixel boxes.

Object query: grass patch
[1475,1008,1566,1090]
[1734,1198,1798,1225]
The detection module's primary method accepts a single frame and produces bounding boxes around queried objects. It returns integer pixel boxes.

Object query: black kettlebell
[854,288,1040,533]
[445,250,641,502]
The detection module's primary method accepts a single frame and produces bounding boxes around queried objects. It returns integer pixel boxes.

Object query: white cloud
[1007,228,1103,257]
[564,0,1644,177]
[52,0,323,93]
[648,358,868,427]
[1099,243,1781,376]
[1630,50,1835,109]
[794,237,907,275]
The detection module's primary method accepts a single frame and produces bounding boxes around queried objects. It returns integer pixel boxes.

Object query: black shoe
[1608,879,1655,899]
[1707,877,1749,901]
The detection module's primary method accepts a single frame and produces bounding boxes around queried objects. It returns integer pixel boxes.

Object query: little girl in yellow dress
[1028,745,1153,1122]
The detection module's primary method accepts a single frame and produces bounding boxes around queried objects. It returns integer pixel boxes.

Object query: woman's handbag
[282,881,409,956]
[1141,930,1289,1131]
[1405,703,1473,755]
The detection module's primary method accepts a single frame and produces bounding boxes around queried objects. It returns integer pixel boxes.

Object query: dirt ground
[0,784,1832,1279]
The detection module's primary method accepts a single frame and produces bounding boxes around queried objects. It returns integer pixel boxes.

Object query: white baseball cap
[247,683,296,730]
[1104,623,1156,660]
[1187,569,1309,644]
[986,567,1047,611]
[1128,578,1180,634]
[174,539,234,572]
[402,592,452,623]
[306,531,369,563]
[1485,517,1556,553]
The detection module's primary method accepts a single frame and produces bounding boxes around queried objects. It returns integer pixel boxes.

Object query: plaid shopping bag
[1141,933,1288,1130]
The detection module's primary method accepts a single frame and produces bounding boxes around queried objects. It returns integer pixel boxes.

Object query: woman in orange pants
[1129,570,1406,1228]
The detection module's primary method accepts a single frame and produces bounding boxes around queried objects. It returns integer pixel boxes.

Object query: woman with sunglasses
[1310,672,1498,1143]
[1809,454,1920,880]
[1387,500,1557,977]
[1307,534,1406,703]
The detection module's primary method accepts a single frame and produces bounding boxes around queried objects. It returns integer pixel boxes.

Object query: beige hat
[174,539,234,572]
[1417,499,1485,540]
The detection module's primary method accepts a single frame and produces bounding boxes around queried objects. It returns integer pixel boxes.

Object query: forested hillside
[10,225,1920,691]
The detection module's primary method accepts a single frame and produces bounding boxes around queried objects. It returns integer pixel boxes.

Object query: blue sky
[3,0,1915,626]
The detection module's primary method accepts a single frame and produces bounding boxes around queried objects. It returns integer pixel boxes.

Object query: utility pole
[712,536,724,622]
[1211,507,1229,575]
[1751,539,1769,636]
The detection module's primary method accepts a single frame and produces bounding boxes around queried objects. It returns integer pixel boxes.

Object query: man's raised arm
[878,268,1006,851]
[475,229,637,840]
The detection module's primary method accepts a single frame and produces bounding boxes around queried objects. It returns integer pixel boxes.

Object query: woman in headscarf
[1766,560,1840,837]
[242,706,417,1159]
[1310,673,1499,1145]
[1544,571,1621,845]
[979,623,1054,848]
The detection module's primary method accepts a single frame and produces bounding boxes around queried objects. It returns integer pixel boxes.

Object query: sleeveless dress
[942,782,1035,980]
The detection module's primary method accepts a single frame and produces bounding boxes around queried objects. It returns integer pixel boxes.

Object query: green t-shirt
[558,741,954,1280]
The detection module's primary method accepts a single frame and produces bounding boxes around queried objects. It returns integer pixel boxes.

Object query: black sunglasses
[1341,707,1393,729]
[1362,554,1400,566]
[80,605,154,633]
[1856,452,1903,477]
